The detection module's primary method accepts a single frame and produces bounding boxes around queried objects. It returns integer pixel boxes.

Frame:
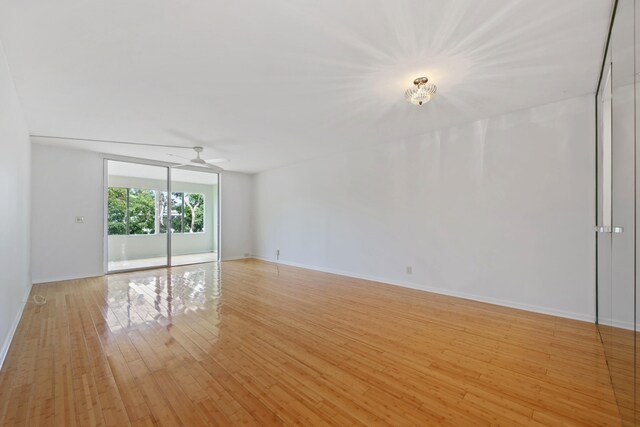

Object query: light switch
[75,216,85,224]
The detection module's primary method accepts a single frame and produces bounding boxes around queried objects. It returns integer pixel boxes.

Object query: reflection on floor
[108,251,218,271]
[0,259,621,425]
[598,324,638,426]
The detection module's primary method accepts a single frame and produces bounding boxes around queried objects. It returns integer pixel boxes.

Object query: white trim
[221,255,250,261]
[103,158,108,274]
[216,172,221,262]
[597,318,635,331]
[218,174,224,261]
[100,153,176,168]
[167,166,172,267]
[99,153,223,173]
[0,285,32,370]
[33,273,104,284]
[252,256,595,323]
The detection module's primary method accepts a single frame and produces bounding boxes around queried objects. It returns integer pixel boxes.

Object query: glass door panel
[169,167,219,266]
[597,57,613,359]
[609,0,636,424]
[107,160,169,272]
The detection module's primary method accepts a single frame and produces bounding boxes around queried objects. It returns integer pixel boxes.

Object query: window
[108,187,204,235]
[108,187,157,235]
[107,188,128,235]
[160,192,205,234]
[128,189,157,234]
[184,193,205,233]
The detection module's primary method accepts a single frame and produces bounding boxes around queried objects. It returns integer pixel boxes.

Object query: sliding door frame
[595,0,619,324]
[101,153,221,274]
[169,165,221,267]
[103,156,171,273]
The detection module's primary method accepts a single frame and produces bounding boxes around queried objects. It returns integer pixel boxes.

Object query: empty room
[0,0,638,425]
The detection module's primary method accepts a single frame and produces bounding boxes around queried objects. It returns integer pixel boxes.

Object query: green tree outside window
[107,188,127,235]
[108,187,157,235]
[128,189,156,234]
[108,187,205,235]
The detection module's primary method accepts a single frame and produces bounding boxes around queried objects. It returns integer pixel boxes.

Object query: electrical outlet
[75,216,85,224]
[406,266,413,275]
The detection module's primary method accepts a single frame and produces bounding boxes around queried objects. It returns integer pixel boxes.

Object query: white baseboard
[0,285,32,370]
[32,272,103,285]
[221,255,251,261]
[253,256,595,324]
[597,318,635,331]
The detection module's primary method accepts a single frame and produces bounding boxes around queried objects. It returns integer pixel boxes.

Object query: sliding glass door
[170,167,219,266]
[106,160,170,272]
[106,159,220,273]
[596,0,637,424]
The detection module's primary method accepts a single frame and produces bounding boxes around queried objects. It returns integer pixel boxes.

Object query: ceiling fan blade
[203,158,228,163]
[170,160,224,172]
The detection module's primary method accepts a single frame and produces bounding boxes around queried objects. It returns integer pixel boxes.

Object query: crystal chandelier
[405,77,437,105]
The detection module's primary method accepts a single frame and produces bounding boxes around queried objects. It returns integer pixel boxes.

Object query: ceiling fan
[168,146,228,170]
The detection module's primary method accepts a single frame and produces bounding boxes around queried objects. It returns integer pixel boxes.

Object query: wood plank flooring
[0,259,621,426]
[598,324,637,426]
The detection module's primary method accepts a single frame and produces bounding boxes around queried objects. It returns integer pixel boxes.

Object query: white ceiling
[1,0,612,173]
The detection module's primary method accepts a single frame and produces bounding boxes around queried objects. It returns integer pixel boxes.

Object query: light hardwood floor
[598,324,637,426]
[0,259,621,426]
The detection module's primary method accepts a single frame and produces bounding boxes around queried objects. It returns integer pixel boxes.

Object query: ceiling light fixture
[405,77,437,105]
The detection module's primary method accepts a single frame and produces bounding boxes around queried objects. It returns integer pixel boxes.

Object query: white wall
[0,42,31,367]
[31,145,104,283]
[31,144,254,281]
[253,95,596,321]
[221,172,253,260]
